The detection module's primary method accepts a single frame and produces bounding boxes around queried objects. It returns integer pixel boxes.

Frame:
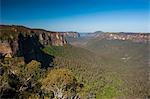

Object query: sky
[0,0,150,32]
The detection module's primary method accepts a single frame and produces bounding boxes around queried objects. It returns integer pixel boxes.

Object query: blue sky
[1,0,149,32]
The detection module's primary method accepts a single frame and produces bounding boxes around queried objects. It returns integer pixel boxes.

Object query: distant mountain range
[79,31,150,42]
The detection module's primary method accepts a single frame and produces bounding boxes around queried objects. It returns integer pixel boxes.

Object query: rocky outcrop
[30,29,67,46]
[0,25,56,67]
[0,25,68,58]
[61,32,80,38]
[0,41,12,58]
[0,25,67,46]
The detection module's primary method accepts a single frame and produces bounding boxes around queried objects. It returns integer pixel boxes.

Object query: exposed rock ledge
[0,25,79,58]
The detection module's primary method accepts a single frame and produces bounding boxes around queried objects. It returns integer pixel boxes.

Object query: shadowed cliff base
[18,33,54,68]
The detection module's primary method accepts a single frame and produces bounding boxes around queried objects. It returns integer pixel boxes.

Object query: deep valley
[0,25,149,99]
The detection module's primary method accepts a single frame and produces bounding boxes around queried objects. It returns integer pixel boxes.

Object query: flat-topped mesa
[0,25,74,58]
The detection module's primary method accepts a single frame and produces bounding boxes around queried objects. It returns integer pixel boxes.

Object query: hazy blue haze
[1,0,149,32]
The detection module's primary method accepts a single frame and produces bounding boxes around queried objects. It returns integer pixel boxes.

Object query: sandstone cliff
[95,33,150,42]
[0,25,73,58]
[61,32,80,38]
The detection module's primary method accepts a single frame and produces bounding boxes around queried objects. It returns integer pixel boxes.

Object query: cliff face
[61,32,80,38]
[95,33,150,42]
[17,33,54,67]
[30,29,67,46]
[0,41,13,58]
[0,25,68,58]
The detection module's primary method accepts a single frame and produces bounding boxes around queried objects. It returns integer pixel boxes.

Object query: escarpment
[0,25,78,60]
